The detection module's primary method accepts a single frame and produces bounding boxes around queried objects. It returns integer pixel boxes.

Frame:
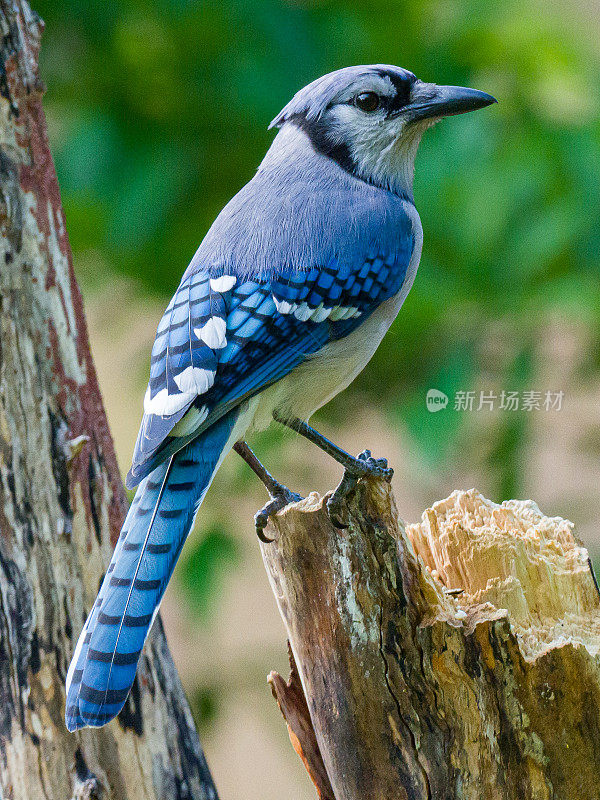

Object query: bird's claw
[327,450,393,528]
[255,488,303,543]
[355,449,394,481]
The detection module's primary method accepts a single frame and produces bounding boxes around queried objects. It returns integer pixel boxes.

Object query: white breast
[249,201,423,432]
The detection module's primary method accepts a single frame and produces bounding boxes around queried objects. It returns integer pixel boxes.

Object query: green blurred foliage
[191,685,220,731]
[35,0,600,497]
[178,524,240,621]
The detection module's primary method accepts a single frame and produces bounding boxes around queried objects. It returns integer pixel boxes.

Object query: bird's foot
[233,441,303,542]
[354,449,394,480]
[327,450,393,528]
[255,486,303,543]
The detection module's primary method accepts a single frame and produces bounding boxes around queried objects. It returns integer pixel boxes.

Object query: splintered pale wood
[261,482,600,800]
[0,2,217,798]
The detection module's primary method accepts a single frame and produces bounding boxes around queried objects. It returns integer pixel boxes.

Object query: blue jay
[65,64,495,730]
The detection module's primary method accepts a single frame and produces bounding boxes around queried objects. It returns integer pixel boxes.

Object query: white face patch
[194,316,227,349]
[327,102,417,195]
[209,275,237,292]
[313,72,433,196]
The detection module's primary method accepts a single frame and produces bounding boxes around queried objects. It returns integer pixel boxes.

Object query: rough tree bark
[263,482,600,800]
[0,2,217,798]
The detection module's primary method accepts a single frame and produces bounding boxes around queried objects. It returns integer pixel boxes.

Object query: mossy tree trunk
[0,2,217,797]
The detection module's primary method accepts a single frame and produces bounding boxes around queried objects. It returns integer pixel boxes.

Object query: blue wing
[127,232,414,487]
[130,272,230,469]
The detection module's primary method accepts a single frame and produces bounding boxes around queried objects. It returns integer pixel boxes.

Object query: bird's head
[270,64,496,197]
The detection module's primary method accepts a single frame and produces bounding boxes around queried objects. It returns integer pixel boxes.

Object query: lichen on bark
[0,2,217,797]
[263,483,600,800]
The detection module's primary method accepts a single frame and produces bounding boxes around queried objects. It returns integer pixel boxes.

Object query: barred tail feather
[65,409,240,731]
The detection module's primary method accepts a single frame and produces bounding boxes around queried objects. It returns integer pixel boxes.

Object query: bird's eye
[355,92,381,113]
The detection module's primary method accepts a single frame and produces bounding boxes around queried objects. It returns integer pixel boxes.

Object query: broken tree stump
[262,481,600,800]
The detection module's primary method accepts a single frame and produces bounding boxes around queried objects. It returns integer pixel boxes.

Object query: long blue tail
[65,411,238,731]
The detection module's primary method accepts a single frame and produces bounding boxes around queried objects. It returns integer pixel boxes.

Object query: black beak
[406,84,497,122]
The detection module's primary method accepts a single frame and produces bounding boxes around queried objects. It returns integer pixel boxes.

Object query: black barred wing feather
[270,255,397,322]
[128,235,414,487]
[208,245,414,411]
[127,272,235,486]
